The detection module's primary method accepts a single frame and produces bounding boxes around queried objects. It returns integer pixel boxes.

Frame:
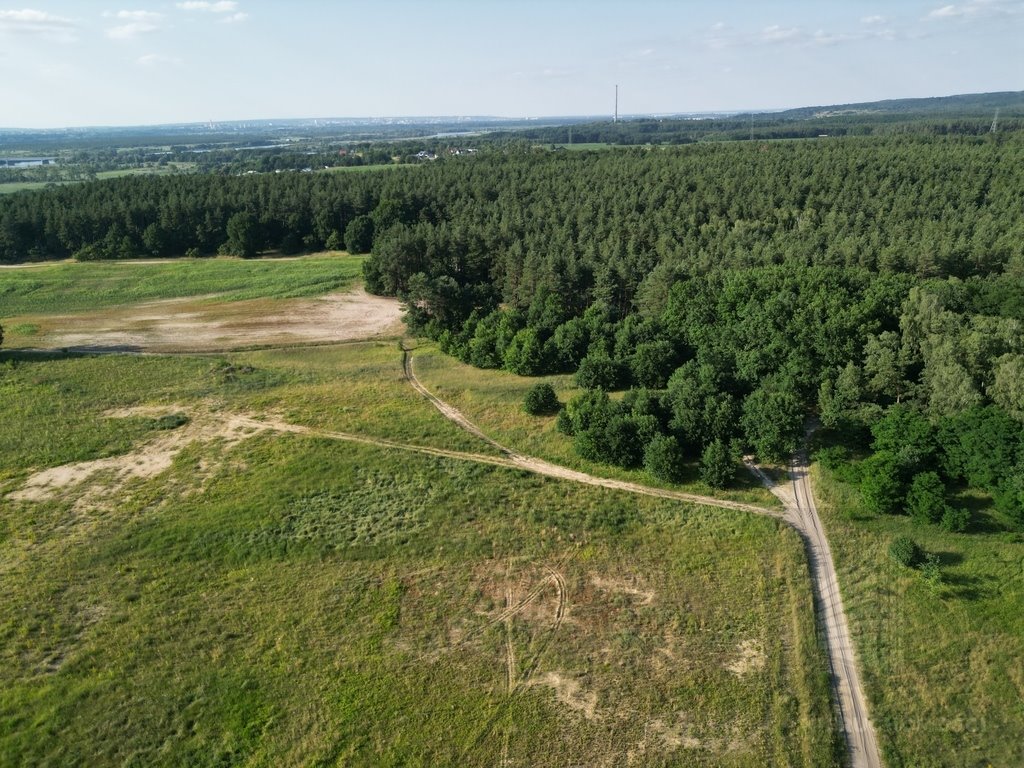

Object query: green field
[0,343,838,766]
[811,464,1024,767]
[0,254,364,316]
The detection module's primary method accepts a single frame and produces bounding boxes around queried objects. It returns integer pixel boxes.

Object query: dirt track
[404,347,883,768]
[7,331,881,765]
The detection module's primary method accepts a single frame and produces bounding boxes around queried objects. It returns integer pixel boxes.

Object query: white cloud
[177,1,239,12]
[108,22,160,39]
[926,0,1023,19]
[107,10,163,22]
[137,53,182,67]
[761,25,803,43]
[861,15,886,24]
[0,9,76,36]
[220,12,249,24]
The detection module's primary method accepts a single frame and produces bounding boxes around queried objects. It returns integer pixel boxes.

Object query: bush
[889,535,922,568]
[523,382,561,416]
[575,354,626,391]
[644,434,686,483]
[700,439,735,489]
[906,471,948,524]
[940,506,970,533]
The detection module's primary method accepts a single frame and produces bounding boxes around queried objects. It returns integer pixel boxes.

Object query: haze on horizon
[1,0,1022,130]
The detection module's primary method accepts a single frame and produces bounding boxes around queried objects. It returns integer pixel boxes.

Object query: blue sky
[1,0,1021,128]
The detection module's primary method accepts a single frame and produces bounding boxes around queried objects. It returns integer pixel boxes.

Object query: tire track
[403,345,882,768]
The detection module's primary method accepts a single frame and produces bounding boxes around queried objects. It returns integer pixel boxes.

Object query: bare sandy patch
[530,671,599,720]
[8,405,274,505]
[590,574,655,605]
[31,286,404,352]
[726,639,766,677]
[647,714,704,750]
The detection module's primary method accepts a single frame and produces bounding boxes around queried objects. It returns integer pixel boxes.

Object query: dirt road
[404,348,883,768]
[749,453,883,768]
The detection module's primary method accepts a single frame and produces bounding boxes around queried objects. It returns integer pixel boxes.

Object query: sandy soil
[24,287,404,353]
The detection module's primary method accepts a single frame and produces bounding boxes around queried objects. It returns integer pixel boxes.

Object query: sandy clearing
[21,287,404,352]
[402,347,882,767]
[8,406,274,504]
[726,639,767,677]
[529,672,599,720]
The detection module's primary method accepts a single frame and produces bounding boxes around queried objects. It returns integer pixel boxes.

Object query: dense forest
[2,133,1022,528]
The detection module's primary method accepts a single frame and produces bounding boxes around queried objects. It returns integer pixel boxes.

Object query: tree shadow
[1,345,144,362]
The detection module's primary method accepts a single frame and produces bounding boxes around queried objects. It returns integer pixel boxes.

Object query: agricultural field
[0,341,839,766]
[811,465,1024,768]
[0,254,365,316]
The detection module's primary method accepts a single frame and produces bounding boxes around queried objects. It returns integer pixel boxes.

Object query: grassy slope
[0,344,837,766]
[812,464,1024,768]
[412,344,778,508]
[0,254,364,316]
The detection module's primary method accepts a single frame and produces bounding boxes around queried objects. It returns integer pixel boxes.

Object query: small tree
[324,230,344,251]
[523,382,561,416]
[700,438,735,489]
[906,471,947,524]
[859,450,906,515]
[644,434,686,483]
[888,535,922,568]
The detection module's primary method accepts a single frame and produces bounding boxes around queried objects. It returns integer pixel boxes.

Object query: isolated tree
[523,382,561,416]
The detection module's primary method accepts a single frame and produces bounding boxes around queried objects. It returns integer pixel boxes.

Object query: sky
[0,0,1021,128]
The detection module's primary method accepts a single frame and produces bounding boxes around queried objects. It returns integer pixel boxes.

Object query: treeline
[511,115,1024,146]
[1,131,1021,525]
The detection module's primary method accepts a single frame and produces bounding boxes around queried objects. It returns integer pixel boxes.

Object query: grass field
[0,343,838,766]
[411,344,778,508]
[0,254,364,316]
[811,463,1024,767]
[0,164,195,195]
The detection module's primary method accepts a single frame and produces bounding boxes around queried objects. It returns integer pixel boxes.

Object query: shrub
[523,382,561,416]
[940,506,970,533]
[575,354,627,391]
[919,553,943,589]
[906,471,948,524]
[644,434,685,483]
[889,535,922,568]
[700,438,735,489]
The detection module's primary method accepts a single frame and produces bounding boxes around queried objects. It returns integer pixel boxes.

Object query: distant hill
[767,90,1024,120]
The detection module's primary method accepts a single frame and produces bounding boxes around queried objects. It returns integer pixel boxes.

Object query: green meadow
[0,343,838,766]
[0,254,364,316]
[812,464,1024,767]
